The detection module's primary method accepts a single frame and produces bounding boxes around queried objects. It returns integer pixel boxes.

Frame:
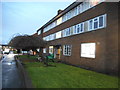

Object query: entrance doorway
[49,45,62,59]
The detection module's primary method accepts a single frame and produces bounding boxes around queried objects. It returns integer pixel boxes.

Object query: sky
[0,1,73,44]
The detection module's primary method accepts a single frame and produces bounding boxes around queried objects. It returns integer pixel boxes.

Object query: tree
[9,35,47,55]
[9,35,55,66]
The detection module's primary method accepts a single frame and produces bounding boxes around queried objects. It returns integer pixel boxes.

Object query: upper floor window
[43,0,105,33]
[56,31,62,39]
[89,19,93,30]
[88,14,106,31]
[99,15,106,28]
[43,14,106,41]
[73,25,77,34]
[77,24,80,33]
[57,17,62,25]
[80,23,84,33]
[76,23,84,34]
[62,14,67,22]
[46,36,50,41]
[49,34,55,41]
[94,18,99,29]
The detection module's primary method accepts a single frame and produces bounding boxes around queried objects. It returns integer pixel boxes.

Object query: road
[2,53,25,88]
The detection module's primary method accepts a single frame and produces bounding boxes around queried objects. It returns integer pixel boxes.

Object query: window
[88,14,106,31]
[94,18,99,29]
[43,14,106,40]
[73,25,77,34]
[89,19,93,30]
[46,36,50,41]
[77,24,80,34]
[63,29,67,37]
[49,46,54,54]
[63,45,72,56]
[99,15,106,28]
[82,1,90,12]
[43,48,47,53]
[66,29,68,36]
[56,31,62,39]
[62,14,67,22]
[68,28,71,35]
[49,34,55,41]
[80,3,84,13]
[62,30,65,37]
[77,5,81,14]
[99,16,104,27]
[42,0,105,33]
[76,23,84,34]
[57,17,62,25]
[80,23,84,33]
[74,7,78,16]
[65,28,71,36]
[49,35,52,41]
[81,43,96,58]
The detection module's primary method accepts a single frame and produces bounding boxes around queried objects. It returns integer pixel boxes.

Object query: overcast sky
[0,1,73,44]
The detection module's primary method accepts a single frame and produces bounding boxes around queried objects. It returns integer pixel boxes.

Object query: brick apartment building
[36,0,118,75]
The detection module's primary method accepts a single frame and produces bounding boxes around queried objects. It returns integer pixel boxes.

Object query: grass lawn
[24,62,118,88]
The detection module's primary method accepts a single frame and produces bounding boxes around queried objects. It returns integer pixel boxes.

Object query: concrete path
[2,54,25,88]
[0,60,2,89]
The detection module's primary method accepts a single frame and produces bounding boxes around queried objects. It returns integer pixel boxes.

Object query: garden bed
[15,55,38,62]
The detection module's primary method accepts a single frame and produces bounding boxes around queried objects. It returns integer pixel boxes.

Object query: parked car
[3,49,10,54]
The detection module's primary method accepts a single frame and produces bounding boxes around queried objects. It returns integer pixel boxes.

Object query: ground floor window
[43,48,47,53]
[63,45,72,56]
[49,46,54,54]
[81,43,96,58]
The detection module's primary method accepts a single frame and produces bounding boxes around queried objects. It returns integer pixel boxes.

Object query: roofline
[37,1,83,31]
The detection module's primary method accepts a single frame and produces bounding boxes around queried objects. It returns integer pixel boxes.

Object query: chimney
[57,9,63,15]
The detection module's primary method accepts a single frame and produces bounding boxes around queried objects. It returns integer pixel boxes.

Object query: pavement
[0,60,2,89]
[2,53,25,88]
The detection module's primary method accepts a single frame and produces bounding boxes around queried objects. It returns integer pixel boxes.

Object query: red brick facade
[37,2,118,75]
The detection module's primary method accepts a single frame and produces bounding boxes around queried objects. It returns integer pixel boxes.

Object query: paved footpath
[2,54,25,88]
[0,60,2,89]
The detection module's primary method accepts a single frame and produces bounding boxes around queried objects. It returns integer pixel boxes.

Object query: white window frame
[98,14,106,29]
[76,24,80,34]
[73,25,77,34]
[55,31,62,39]
[80,23,84,33]
[64,29,67,37]
[88,19,94,31]
[93,17,99,30]
[43,14,106,40]
[63,45,72,56]
[88,14,106,31]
